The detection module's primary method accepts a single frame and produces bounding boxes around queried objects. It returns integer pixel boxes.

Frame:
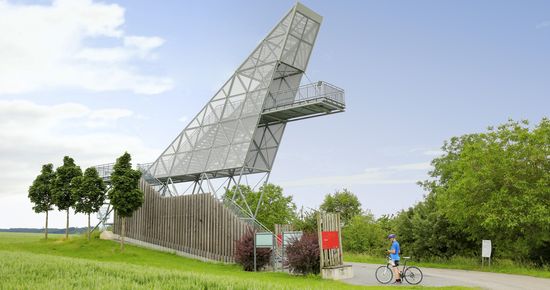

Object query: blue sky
[0,0,548,228]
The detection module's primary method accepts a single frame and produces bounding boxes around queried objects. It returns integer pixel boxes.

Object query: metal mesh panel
[282,35,300,65]
[148,4,323,180]
[303,18,319,44]
[290,13,307,39]
[294,42,312,71]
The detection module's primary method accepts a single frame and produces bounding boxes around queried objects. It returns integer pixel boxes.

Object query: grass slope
[0,233,470,289]
[345,253,550,279]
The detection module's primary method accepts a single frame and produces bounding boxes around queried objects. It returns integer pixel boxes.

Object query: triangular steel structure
[149,3,326,183]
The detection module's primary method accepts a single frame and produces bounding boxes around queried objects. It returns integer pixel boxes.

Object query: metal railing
[263,81,345,111]
[222,198,271,232]
[95,163,115,182]
[94,162,164,187]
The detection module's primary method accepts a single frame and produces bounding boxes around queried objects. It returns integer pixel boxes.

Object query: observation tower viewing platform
[260,81,345,124]
[95,81,345,184]
[96,2,348,264]
[96,1,346,199]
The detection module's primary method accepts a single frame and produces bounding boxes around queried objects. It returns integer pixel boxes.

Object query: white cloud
[124,36,165,53]
[86,108,133,128]
[279,162,432,188]
[0,0,173,95]
[422,149,445,156]
[76,36,165,63]
[388,162,432,170]
[0,99,159,199]
[0,99,159,228]
[409,147,445,156]
[536,21,550,29]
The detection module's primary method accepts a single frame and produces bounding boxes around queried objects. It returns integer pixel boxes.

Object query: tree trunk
[121,217,125,251]
[87,213,91,241]
[45,210,49,240]
[65,208,69,239]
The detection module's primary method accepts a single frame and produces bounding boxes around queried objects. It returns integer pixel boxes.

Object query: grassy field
[345,253,550,279]
[0,232,473,290]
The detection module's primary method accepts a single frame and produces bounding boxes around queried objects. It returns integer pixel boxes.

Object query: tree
[109,152,143,251]
[293,207,319,233]
[72,167,107,241]
[391,194,475,260]
[53,156,82,239]
[28,164,56,240]
[421,119,550,261]
[320,189,362,225]
[342,212,385,254]
[223,184,296,232]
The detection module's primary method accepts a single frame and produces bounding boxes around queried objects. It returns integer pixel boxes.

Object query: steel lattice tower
[96,3,345,222]
[147,3,345,191]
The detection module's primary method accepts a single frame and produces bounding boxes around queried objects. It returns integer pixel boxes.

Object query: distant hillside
[0,227,87,234]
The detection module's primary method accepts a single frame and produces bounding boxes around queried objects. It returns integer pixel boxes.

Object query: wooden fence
[113,178,250,263]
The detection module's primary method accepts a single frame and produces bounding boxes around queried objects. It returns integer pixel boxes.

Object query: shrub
[285,232,320,274]
[235,229,271,271]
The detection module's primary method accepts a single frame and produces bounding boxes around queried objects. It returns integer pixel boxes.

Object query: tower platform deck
[260,81,345,124]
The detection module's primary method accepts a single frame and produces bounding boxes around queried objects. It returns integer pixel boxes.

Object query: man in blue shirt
[387,234,401,283]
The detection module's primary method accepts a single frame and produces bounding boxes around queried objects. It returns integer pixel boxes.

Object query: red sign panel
[277,234,282,247]
[321,231,340,249]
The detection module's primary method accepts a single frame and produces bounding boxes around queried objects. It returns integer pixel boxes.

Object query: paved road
[342,262,550,289]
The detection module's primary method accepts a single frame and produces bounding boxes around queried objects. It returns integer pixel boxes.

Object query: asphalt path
[342,262,550,289]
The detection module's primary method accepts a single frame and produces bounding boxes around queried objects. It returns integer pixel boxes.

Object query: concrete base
[101,233,230,264]
[99,230,117,240]
[121,237,221,263]
[322,264,354,280]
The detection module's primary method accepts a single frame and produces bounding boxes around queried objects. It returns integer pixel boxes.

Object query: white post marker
[482,240,492,267]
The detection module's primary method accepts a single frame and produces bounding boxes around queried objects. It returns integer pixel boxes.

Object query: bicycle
[375,256,423,285]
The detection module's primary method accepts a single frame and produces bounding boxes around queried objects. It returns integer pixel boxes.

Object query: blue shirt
[390,240,400,261]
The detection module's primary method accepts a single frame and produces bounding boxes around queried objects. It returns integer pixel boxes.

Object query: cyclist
[387,234,401,283]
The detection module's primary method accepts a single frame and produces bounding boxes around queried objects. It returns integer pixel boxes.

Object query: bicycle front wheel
[403,266,423,285]
[375,265,393,284]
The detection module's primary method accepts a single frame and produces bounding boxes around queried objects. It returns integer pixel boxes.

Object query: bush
[285,232,320,274]
[234,229,271,271]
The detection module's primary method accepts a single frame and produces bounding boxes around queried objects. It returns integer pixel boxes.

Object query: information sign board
[482,240,492,258]
[283,231,303,246]
[255,232,273,248]
[321,231,339,249]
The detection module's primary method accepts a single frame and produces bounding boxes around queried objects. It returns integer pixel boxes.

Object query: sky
[0,0,548,228]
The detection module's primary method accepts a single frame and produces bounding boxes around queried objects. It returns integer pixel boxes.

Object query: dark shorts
[390,260,399,267]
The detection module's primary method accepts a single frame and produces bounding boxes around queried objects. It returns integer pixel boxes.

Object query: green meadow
[0,232,474,290]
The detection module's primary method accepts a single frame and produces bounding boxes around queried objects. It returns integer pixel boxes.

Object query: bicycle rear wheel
[403,266,423,285]
[375,265,393,284]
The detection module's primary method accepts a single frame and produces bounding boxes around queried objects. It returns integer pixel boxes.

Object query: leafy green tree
[421,119,550,261]
[320,189,362,225]
[393,194,475,260]
[72,167,107,240]
[224,184,296,232]
[109,152,143,251]
[342,212,385,254]
[293,207,319,233]
[28,164,56,240]
[53,156,82,239]
[391,208,415,256]
[376,214,396,235]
